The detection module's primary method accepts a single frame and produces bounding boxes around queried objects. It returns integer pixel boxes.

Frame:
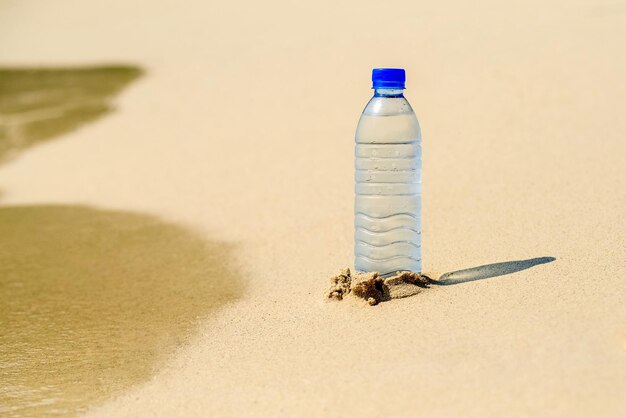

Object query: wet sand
[0,66,141,162]
[0,0,625,417]
[0,206,240,416]
[0,66,239,416]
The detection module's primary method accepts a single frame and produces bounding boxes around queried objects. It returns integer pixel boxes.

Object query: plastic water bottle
[355,68,422,276]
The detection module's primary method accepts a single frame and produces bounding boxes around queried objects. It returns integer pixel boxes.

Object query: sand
[0,205,239,416]
[0,0,625,417]
[0,66,142,163]
[327,269,430,305]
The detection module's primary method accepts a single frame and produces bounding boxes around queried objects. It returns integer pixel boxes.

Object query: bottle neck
[373,88,404,97]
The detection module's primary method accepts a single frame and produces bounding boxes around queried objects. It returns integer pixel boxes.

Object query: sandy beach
[1,0,625,416]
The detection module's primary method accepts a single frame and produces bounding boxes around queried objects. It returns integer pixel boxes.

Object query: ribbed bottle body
[355,95,422,275]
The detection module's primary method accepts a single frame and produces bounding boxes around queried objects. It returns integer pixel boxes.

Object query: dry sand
[1,0,625,416]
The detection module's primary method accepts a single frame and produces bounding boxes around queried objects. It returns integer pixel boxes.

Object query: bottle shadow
[430,256,556,286]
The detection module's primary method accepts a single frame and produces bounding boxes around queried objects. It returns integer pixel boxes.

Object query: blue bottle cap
[372,68,406,89]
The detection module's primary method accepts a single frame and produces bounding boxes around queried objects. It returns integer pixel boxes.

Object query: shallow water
[0,66,142,162]
[0,205,240,417]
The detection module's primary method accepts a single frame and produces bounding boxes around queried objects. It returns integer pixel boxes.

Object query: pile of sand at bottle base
[327,268,432,306]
